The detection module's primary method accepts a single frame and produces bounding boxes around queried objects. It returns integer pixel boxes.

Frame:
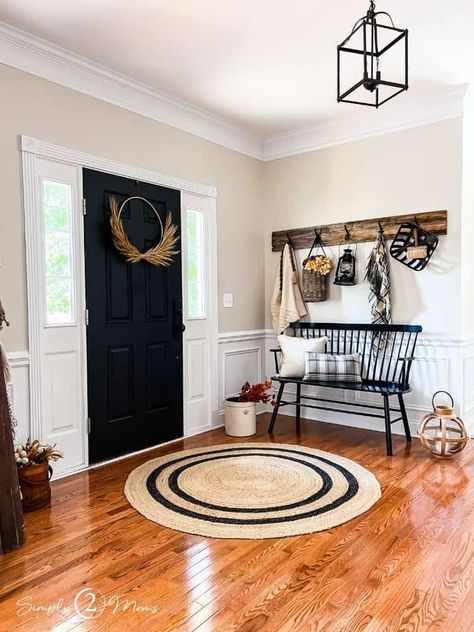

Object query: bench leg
[383,394,393,457]
[269,383,285,434]
[398,393,412,443]
[296,383,301,427]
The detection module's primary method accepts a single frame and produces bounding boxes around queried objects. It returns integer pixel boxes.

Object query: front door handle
[173,299,184,338]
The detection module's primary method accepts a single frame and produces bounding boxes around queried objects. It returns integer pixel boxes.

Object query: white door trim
[21,136,217,198]
[21,135,219,477]
[181,193,219,437]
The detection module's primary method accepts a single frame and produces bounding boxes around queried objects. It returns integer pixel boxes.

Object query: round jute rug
[124,443,381,539]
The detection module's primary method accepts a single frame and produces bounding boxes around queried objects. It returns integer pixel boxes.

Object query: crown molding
[0,21,468,163]
[263,86,468,161]
[0,21,264,160]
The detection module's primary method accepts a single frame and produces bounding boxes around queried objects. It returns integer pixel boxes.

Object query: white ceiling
[0,0,472,139]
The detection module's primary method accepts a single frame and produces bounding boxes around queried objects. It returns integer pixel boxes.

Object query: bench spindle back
[290,322,421,386]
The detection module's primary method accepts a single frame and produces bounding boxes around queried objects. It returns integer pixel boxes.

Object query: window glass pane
[43,180,74,325]
[187,210,205,319]
[44,181,70,231]
[45,232,71,277]
[46,278,73,324]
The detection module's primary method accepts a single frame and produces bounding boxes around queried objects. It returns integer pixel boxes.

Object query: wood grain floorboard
[1,414,473,632]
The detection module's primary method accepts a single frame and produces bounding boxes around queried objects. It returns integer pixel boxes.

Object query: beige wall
[0,62,465,353]
[0,64,265,351]
[263,119,463,336]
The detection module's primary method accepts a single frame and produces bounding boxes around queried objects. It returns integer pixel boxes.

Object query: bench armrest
[270,348,282,373]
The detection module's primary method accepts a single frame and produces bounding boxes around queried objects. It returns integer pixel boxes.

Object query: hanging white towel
[0,339,17,435]
[0,340,12,384]
[271,244,307,334]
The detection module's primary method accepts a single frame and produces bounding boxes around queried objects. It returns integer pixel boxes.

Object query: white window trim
[22,135,219,477]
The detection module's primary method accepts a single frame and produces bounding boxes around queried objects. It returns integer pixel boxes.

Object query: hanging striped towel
[365,228,391,356]
[366,229,391,326]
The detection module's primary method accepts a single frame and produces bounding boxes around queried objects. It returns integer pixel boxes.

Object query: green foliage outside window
[187,211,204,318]
[43,181,73,323]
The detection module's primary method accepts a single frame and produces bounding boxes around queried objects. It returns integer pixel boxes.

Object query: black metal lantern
[337,0,408,108]
[334,238,357,287]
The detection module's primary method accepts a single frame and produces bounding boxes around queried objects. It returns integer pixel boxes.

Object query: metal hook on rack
[344,224,351,241]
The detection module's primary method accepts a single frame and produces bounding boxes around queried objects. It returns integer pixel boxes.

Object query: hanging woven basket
[302,233,333,302]
[302,269,327,302]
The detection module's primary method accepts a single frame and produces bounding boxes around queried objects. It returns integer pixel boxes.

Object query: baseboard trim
[295,408,419,438]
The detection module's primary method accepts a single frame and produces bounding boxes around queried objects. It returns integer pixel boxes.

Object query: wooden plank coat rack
[272,210,448,251]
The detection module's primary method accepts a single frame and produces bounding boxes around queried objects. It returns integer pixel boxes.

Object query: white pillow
[277,334,328,378]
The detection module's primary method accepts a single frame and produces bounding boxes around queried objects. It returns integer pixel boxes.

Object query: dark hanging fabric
[366,227,392,356]
[366,227,392,325]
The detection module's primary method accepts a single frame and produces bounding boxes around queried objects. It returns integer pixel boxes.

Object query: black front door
[83,169,183,464]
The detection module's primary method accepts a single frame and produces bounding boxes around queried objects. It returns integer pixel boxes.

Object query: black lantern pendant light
[334,227,357,286]
[337,0,408,108]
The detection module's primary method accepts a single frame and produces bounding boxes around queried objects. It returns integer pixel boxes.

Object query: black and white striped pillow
[304,352,362,382]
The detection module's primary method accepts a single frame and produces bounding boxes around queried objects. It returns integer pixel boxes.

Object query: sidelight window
[186,209,206,319]
[42,180,74,325]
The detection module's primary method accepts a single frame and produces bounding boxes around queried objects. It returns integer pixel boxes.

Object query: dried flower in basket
[14,438,63,468]
[303,255,334,276]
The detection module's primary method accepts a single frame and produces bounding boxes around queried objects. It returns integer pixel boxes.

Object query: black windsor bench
[269,322,421,455]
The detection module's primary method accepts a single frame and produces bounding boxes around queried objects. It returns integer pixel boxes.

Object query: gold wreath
[109,196,179,267]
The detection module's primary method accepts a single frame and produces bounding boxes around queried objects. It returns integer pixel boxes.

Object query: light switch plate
[223,293,233,308]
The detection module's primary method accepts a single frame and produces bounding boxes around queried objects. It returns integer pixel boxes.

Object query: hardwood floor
[1,414,474,631]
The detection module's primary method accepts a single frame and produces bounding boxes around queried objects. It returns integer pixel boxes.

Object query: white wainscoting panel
[218,331,267,422]
[462,342,474,431]
[6,351,30,442]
